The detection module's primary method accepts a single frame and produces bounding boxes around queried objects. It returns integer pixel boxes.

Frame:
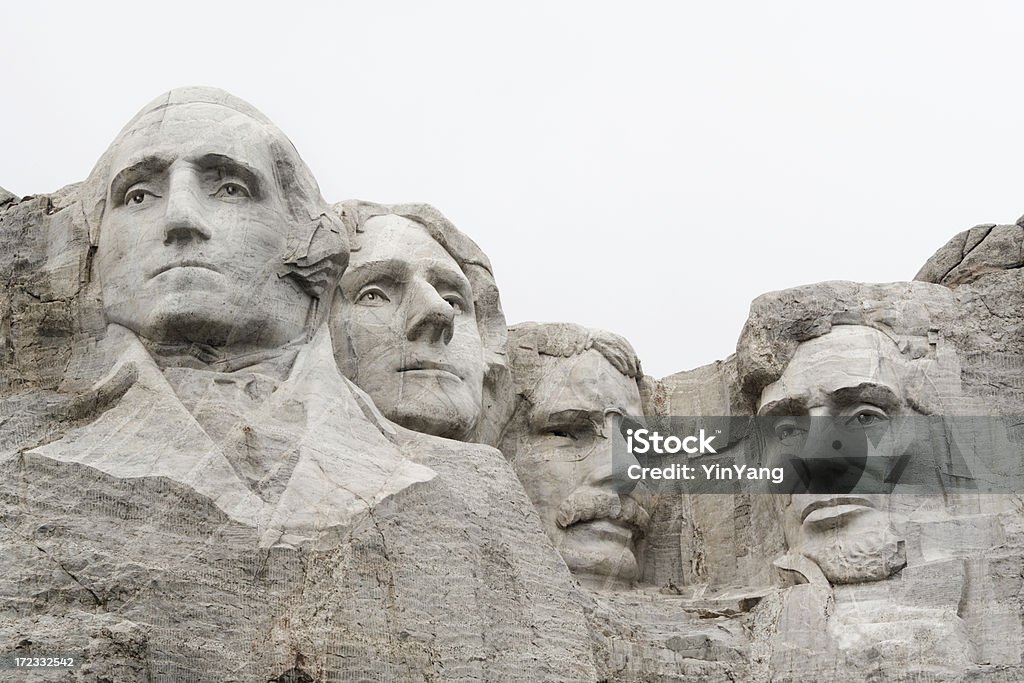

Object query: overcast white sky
[3,2,1024,377]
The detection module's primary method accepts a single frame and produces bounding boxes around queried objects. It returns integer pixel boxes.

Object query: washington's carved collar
[140,335,306,380]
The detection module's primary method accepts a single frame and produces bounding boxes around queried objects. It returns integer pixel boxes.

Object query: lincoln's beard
[800,525,906,584]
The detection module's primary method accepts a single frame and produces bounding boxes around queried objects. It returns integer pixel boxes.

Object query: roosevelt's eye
[356,287,391,306]
[212,182,251,199]
[545,428,579,441]
[124,188,158,206]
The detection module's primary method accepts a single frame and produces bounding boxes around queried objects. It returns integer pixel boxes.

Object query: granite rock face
[0,88,597,682]
[2,88,1024,682]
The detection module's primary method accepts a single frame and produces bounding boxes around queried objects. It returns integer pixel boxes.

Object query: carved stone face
[96,102,311,349]
[501,349,648,587]
[334,214,485,440]
[758,326,908,584]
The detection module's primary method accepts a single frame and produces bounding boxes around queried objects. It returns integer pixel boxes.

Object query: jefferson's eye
[213,182,251,199]
[124,188,156,206]
[356,287,390,306]
[444,295,467,314]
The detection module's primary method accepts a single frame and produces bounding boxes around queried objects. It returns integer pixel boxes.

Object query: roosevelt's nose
[163,171,211,244]
[405,280,455,344]
[583,413,639,495]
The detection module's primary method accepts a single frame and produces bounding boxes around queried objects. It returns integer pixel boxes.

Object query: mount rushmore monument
[1,88,1022,681]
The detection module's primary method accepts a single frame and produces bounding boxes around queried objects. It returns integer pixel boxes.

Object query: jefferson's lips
[150,260,222,278]
[399,360,463,379]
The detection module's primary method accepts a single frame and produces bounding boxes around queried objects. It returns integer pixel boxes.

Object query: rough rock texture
[4,88,1024,682]
[917,221,1024,415]
[642,278,1024,681]
[0,90,599,681]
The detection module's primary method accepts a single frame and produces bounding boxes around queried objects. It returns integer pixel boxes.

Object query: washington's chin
[105,297,275,348]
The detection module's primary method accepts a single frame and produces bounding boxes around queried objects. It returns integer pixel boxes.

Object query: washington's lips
[150,260,222,278]
[399,360,463,379]
[799,495,876,524]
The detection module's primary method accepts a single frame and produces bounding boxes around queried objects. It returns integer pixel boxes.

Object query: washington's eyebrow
[831,383,902,413]
[342,259,412,288]
[757,397,807,417]
[109,155,172,201]
[194,153,264,197]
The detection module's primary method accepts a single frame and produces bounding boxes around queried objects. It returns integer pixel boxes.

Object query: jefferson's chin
[387,383,479,440]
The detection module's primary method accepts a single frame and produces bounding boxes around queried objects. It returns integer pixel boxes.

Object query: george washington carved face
[95,100,319,350]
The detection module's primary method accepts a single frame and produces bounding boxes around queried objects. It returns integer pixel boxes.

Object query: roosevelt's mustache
[556,488,651,534]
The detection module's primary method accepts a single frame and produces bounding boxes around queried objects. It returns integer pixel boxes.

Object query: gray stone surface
[3,87,1024,681]
[0,88,597,681]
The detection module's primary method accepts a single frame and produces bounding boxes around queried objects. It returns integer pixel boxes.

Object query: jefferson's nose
[405,280,455,344]
[163,171,211,244]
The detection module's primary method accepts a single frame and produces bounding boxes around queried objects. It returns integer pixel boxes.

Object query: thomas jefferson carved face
[501,348,649,587]
[96,102,312,349]
[333,214,485,440]
[758,326,908,584]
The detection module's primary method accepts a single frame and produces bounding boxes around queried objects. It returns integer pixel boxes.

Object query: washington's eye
[213,182,251,199]
[356,287,390,306]
[124,188,157,206]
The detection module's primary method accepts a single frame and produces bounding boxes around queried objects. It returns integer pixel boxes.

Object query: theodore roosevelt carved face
[501,323,650,588]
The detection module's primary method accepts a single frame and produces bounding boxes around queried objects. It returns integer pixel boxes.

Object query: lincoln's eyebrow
[831,383,902,413]
[757,397,806,417]
[108,155,172,202]
[193,153,265,198]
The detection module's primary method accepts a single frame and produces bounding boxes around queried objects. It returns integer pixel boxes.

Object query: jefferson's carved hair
[81,87,347,304]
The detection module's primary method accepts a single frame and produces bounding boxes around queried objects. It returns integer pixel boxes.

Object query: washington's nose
[405,281,455,344]
[163,175,211,244]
